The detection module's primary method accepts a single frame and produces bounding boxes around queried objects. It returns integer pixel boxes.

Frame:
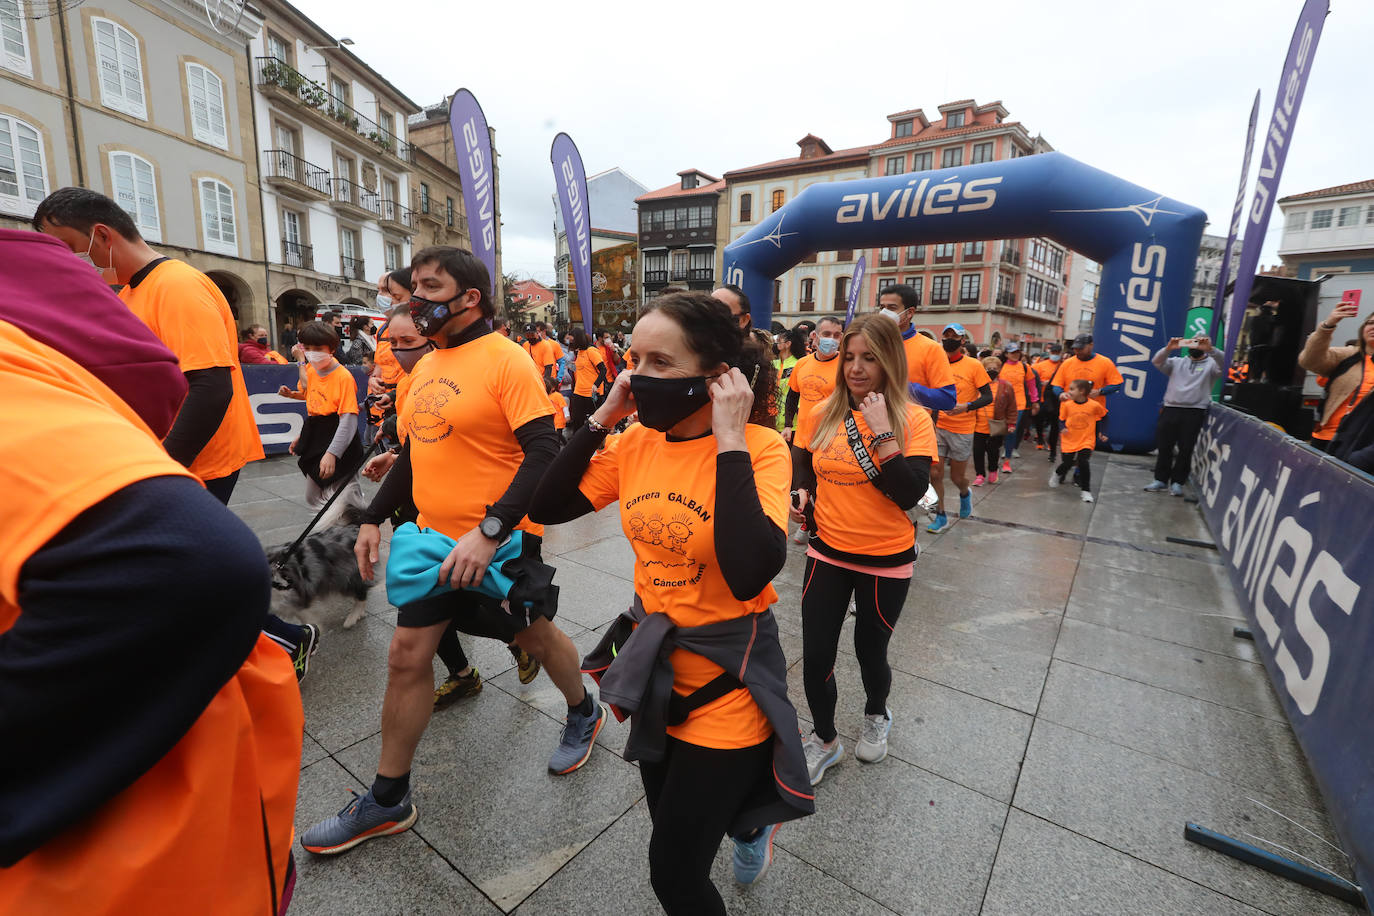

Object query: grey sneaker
[300,788,416,855]
[732,823,782,885]
[856,708,892,763]
[1012,449,1022,459]
[1169,483,1185,497]
[790,525,808,545]
[1048,471,1060,488]
[802,731,844,786]
[1081,491,1095,503]
[1143,480,1168,492]
[549,700,607,774]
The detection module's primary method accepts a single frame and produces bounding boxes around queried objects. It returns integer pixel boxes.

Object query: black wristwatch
[479,515,506,540]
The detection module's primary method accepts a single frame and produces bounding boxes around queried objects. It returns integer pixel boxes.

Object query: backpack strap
[666,671,746,725]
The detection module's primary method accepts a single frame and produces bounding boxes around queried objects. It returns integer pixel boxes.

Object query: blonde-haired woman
[790,314,936,784]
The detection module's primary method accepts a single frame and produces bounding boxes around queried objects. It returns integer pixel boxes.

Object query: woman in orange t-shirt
[791,314,934,786]
[567,325,606,432]
[530,291,807,912]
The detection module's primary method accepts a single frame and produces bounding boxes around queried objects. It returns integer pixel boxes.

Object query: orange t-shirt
[1032,358,1058,388]
[118,259,264,482]
[904,332,956,393]
[624,348,637,371]
[0,323,300,914]
[300,363,359,416]
[999,358,1033,411]
[373,339,404,385]
[549,390,568,429]
[798,402,936,557]
[1058,397,1108,453]
[787,353,840,431]
[578,422,790,749]
[401,331,553,539]
[523,337,562,378]
[1050,354,1125,412]
[1313,356,1374,440]
[937,354,992,435]
[573,346,604,397]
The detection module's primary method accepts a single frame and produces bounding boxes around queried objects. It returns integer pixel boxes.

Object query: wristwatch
[479,515,506,540]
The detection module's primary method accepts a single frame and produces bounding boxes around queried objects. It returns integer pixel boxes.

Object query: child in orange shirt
[546,376,568,441]
[1050,379,1107,503]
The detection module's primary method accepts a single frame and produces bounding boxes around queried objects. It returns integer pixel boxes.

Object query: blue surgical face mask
[816,336,840,357]
[376,293,393,310]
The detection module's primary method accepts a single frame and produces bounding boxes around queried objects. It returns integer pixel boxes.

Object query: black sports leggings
[1056,448,1094,491]
[569,393,595,432]
[972,432,1004,477]
[640,736,774,916]
[801,555,909,742]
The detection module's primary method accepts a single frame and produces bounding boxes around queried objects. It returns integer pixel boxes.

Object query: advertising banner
[448,90,498,293]
[1193,405,1373,896]
[243,365,370,455]
[845,255,866,327]
[1224,0,1329,366]
[551,133,594,335]
[1211,90,1262,331]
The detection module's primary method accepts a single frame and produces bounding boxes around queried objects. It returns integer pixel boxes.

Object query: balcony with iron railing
[688,268,714,282]
[282,239,313,270]
[644,270,669,286]
[262,149,331,202]
[254,57,413,163]
[378,198,416,234]
[331,176,381,220]
[341,254,366,281]
[669,267,691,282]
[1000,248,1022,268]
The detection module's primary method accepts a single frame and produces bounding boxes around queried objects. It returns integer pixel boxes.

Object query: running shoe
[300,788,416,855]
[548,700,607,774]
[988,470,1000,484]
[971,474,985,487]
[292,623,321,683]
[926,514,949,534]
[802,731,844,786]
[1170,483,1185,497]
[1143,480,1168,493]
[732,823,782,886]
[1081,491,1095,503]
[1001,460,1013,474]
[510,645,541,684]
[855,708,892,763]
[1048,471,1060,488]
[1012,449,1021,459]
[433,667,482,709]
[958,492,972,518]
[790,526,808,545]
[1036,442,1045,450]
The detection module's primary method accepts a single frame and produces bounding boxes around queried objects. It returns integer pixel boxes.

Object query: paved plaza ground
[230,451,1363,915]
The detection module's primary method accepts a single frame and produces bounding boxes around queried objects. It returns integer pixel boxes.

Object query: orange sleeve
[788,356,806,393]
[578,432,623,510]
[1091,400,1108,421]
[750,429,792,531]
[921,342,956,391]
[497,346,555,430]
[1103,358,1124,388]
[904,404,938,458]
[333,368,359,415]
[146,279,238,372]
[970,360,992,389]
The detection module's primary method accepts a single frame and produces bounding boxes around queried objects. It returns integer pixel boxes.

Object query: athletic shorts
[395,534,559,640]
[935,428,973,462]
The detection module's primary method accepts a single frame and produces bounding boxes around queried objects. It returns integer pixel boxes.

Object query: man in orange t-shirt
[1031,343,1063,455]
[1048,334,1125,452]
[928,324,993,532]
[784,316,843,442]
[875,284,958,409]
[35,188,263,503]
[996,342,1040,464]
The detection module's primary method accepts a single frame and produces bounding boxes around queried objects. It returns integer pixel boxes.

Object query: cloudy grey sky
[303,0,1370,284]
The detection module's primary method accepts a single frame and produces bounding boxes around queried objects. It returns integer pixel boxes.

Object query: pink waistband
[806,545,913,579]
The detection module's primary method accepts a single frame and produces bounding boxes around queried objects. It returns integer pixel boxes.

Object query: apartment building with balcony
[553,166,647,327]
[406,100,478,257]
[1065,254,1102,340]
[636,168,723,300]
[724,135,870,321]
[866,100,1066,348]
[250,0,418,334]
[0,0,268,324]
[1278,180,1374,281]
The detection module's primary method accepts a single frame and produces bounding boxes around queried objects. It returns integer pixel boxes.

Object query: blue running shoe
[548,700,608,774]
[300,788,416,855]
[926,514,949,534]
[958,492,973,519]
[733,822,782,885]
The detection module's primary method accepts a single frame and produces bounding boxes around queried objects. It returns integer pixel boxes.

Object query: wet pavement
[230,448,1361,915]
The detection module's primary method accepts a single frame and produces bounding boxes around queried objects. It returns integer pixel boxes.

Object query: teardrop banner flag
[1223,0,1329,367]
[1212,90,1262,321]
[845,255,866,327]
[448,90,497,294]
[551,133,594,335]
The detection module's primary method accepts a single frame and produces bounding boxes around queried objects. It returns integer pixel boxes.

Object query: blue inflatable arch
[722,151,1206,454]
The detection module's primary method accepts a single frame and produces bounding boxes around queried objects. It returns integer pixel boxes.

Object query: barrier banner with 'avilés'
[1193,405,1373,895]
[244,365,370,455]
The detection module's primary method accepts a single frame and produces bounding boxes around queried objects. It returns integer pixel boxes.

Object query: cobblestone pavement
[229,451,1361,915]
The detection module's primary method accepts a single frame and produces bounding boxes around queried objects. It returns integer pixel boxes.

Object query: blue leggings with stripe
[800,555,910,742]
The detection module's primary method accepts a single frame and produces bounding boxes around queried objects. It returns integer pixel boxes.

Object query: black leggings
[972,432,1004,477]
[801,555,909,742]
[640,736,774,916]
[1056,448,1093,491]
[569,393,595,432]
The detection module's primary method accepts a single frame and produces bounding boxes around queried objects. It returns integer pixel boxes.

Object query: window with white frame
[1286,211,1306,232]
[384,240,400,271]
[0,114,47,215]
[1338,206,1360,227]
[198,178,236,255]
[186,63,228,148]
[265,32,289,65]
[1310,208,1332,229]
[93,18,146,119]
[109,151,159,240]
[1,0,33,77]
[1367,205,1374,225]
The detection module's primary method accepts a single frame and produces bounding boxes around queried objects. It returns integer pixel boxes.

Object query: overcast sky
[304,0,1370,285]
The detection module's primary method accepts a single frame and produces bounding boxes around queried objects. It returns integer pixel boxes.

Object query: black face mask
[1076,350,1093,361]
[409,293,467,338]
[393,341,434,373]
[942,338,962,353]
[630,374,712,432]
[256,336,268,347]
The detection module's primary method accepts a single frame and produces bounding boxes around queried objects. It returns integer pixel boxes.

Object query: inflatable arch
[722,152,1206,454]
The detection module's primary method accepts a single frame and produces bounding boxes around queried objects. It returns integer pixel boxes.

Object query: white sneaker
[1081,491,1094,503]
[1169,483,1185,497]
[1048,471,1059,488]
[790,526,808,545]
[1143,480,1167,493]
[855,709,892,763]
[1012,449,1021,459]
[801,731,844,786]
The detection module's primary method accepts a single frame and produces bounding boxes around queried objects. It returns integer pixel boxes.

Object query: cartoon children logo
[627,510,697,568]
[408,378,460,442]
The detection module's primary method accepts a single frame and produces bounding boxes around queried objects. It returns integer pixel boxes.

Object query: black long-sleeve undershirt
[162,366,232,467]
[784,389,801,427]
[966,383,993,412]
[528,424,604,525]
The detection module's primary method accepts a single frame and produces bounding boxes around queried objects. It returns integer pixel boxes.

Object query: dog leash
[272,437,384,580]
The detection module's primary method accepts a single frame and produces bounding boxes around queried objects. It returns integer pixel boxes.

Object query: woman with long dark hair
[530,291,811,914]
[567,325,606,432]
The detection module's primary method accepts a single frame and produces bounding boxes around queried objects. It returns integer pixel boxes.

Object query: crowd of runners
[6,187,1158,915]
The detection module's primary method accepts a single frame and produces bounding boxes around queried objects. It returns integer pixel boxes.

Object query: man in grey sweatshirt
[1145,336,1224,495]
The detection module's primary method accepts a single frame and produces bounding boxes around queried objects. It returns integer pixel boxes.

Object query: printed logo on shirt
[623,490,711,586]
[306,387,330,414]
[409,377,462,443]
[800,375,830,402]
[815,435,870,486]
